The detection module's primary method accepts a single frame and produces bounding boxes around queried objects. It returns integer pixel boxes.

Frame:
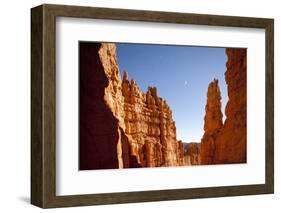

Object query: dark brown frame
[31,4,274,208]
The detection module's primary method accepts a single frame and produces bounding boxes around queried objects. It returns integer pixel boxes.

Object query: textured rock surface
[183,143,201,165]
[79,42,184,169]
[200,79,223,164]
[200,48,247,164]
[122,72,184,167]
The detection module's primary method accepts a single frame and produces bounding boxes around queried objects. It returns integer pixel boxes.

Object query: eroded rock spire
[200,48,247,165]
[200,79,223,164]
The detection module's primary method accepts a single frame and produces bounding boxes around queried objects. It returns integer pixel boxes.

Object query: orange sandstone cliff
[79,42,246,170]
[200,48,247,164]
[79,42,184,169]
[122,73,184,167]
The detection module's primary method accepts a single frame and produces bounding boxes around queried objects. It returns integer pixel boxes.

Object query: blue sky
[116,43,227,143]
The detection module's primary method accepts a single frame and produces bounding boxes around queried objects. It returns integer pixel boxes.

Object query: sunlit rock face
[200,48,247,165]
[122,72,185,167]
[200,79,223,165]
[79,42,184,169]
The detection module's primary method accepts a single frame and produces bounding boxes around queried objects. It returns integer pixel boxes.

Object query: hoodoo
[200,48,247,164]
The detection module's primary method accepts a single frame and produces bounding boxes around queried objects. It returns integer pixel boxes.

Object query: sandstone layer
[79,42,184,169]
[200,48,247,164]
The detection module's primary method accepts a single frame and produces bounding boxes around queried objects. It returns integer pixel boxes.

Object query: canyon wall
[122,72,184,167]
[79,42,184,169]
[79,42,246,169]
[200,48,247,164]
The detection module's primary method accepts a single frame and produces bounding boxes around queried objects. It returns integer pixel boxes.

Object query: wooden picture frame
[31,4,274,208]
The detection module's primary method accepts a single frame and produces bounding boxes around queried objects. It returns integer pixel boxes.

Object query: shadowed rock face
[79,42,184,169]
[200,48,247,165]
[79,43,120,170]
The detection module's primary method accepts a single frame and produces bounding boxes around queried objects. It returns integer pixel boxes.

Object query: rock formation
[183,143,201,165]
[200,79,223,164]
[79,42,246,170]
[200,48,247,164]
[122,72,185,167]
[79,42,184,169]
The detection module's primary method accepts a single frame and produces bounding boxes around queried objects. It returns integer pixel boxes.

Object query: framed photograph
[31,4,274,208]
